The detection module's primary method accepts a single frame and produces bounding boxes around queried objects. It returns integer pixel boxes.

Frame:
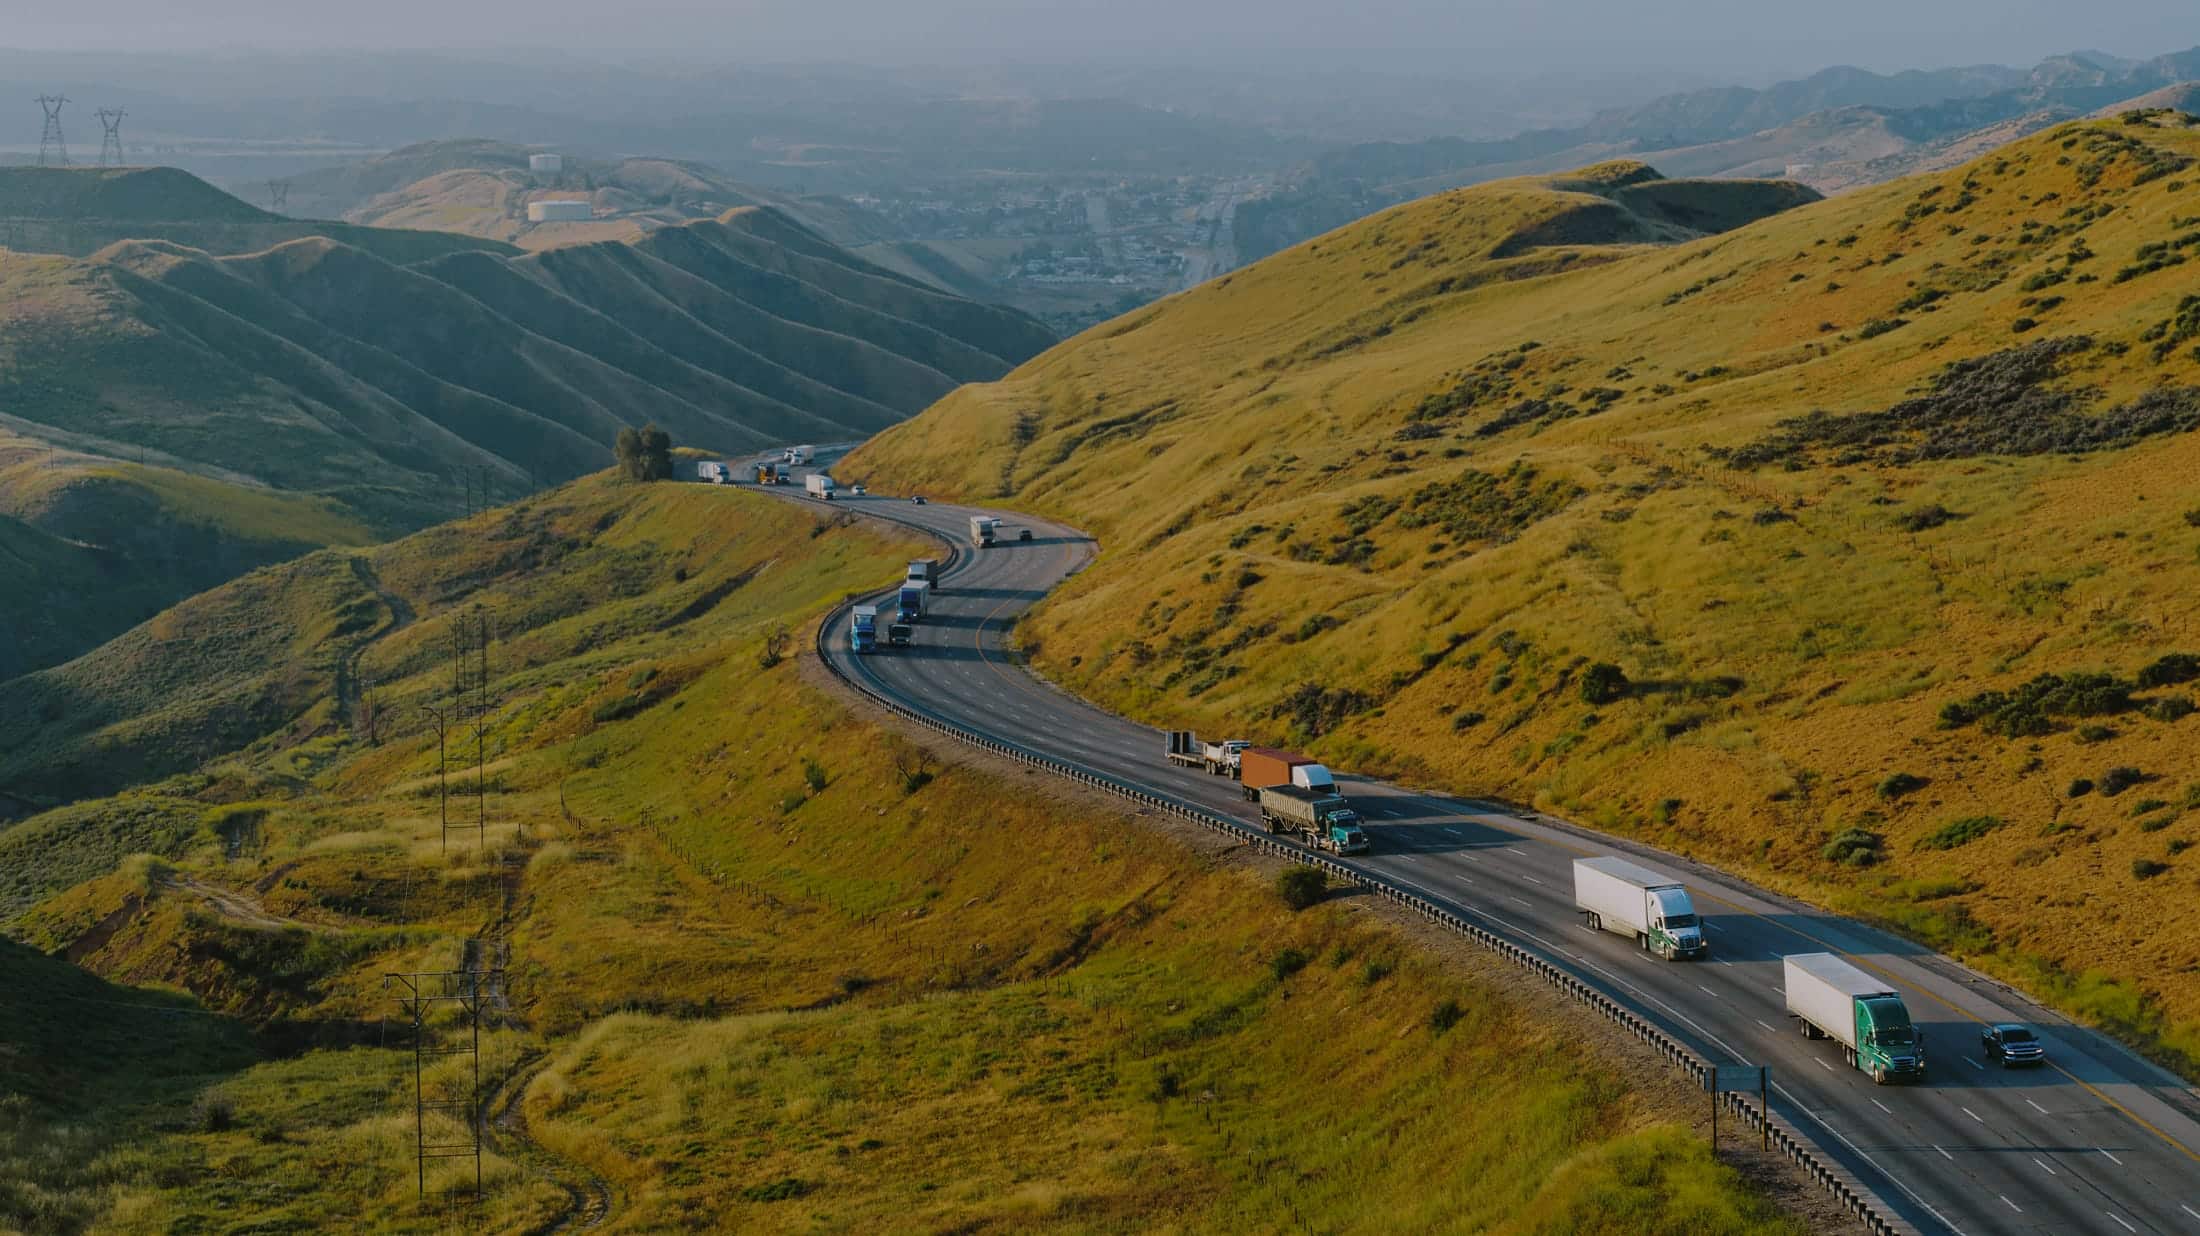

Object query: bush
[2078,724,2118,744]
[739,1177,815,1203]
[1579,661,1631,705]
[2132,859,2171,880]
[1898,505,1958,532]
[613,422,674,482]
[2147,696,2196,723]
[2137,653,2200,687]
[802,758,828,794]
[1359,957,1395,987]
[1877,772,1928,800]
[1276,867,1327,910]
[2099,766,2148,797]
[1822,827,1884,866]
[1857,317,1909,339]
[192,1093,237,1133]
[1451,709,1485,731]
[1918,815,2006,851]
[2068,778,2095,797]
[1429,998,1465,1034]
[1270,947,1312,981]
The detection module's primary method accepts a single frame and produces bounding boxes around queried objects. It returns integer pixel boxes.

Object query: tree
[757,624,793,669]
[614,422,674,482]
[1580,661,1631,705]
[1276,867,1326,910]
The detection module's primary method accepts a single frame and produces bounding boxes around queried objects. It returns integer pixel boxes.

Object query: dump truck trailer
[1257,786,1369,854]
[1164,731,1202,768]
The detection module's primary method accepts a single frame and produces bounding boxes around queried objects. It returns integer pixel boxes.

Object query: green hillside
[0,477,1797,1234]
[848,114,2200,1073]
[0,167,1052,679]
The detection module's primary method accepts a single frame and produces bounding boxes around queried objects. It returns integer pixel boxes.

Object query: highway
[763,461,2200,1236]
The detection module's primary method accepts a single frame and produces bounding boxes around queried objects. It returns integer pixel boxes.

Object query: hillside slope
[0,478,1802,1233]
[848,115,2200,1071]
[0,167,1051,679]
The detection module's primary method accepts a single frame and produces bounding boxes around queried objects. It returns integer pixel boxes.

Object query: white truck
[805,473,836,500]
[1785,953,1927,1084]
[1571,856,1709,960]
[969,515,1000,547]
[696,460,733,484]
[784,444,816,465]
[1202,739,1249,776]
[1289,763,1334,794]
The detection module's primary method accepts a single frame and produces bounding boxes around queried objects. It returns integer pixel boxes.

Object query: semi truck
[1237,747,1337,801]
[886,622,913,648]
[850,605,879,654]
[697,460,733,484]
[969,515,1000,547]
[805,473,836,500]
[1784,953,1928,1084]
[1571,856,1709,960]
[896,580,929,623]
[1164,730,1202,768]
[784,444,816,465]
[754,462,783,484]
[1257,786,1369,854]
[907,559,941,593]
[1203,739,1249,776]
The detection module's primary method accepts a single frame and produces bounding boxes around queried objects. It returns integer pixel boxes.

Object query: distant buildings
[527,199,592,223]
[529,153,565,175]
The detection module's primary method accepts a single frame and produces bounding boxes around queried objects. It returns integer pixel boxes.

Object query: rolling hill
[1239,48,2200,263]
[0,166,1052,679]
[0,475,1799,1233]
[847,113,2200,1073]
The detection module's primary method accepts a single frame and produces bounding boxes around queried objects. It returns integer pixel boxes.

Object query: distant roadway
[758,457,2200,1236]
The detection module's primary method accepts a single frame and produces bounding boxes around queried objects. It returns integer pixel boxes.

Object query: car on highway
[910,495,928,505]
[1017,528,1033,541]
[1980,1023,2047,1067]
[850,484,867,496]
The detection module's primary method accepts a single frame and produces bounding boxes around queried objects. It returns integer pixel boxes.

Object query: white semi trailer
[805,473,836,499]
[1571,856,1709,960]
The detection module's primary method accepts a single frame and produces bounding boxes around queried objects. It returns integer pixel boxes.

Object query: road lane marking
[2032,1157,2056,1176]
[1963,1058,1983,1070]
[1815,1059,1832,1072]
[1507,896,1533,909]
[1521,875,1542,885]
[2107,1213,2135,1233]
[1871,1099,1892,1114]
[1754,1019,1775,1033]
[1999,1196,2022,1213]
[1934,1145,1953,1161]
[1963,1106,1984,1124]
[2100,1148,2124,1166]
[1696,984,1719,999]
[2181,1203,2199,1221]
[1441,827,1464,838]
[2026,1099,2049,1115]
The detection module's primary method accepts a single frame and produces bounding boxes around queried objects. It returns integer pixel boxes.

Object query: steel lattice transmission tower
[266,179,290,211]
[96,107,125,167]
[36,94,68,167]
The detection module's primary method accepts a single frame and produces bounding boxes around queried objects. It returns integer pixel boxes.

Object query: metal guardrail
[807,521,1913,1236]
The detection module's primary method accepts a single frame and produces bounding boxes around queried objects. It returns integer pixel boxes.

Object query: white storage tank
[529,153,564,174]
[526,198,592,223]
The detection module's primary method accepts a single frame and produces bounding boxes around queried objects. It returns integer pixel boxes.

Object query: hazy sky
[8,1,2196,77]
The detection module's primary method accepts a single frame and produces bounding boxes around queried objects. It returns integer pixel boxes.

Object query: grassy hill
[847,114,2200,1074]
[0,166,1051,679]
[0,477,1798,1233]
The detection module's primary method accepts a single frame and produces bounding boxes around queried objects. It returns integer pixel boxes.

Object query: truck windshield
[1662,913,1698,929]
[1870,1026,1916,1047]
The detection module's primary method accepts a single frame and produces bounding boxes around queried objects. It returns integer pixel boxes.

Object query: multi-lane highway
[763,463,2200,1236]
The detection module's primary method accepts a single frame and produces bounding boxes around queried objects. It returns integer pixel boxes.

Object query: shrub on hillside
[1878,772,1928,800]
[1822,827,1884,866]
[1273,682,1372,738]
[1270,947,1313,981]
[1579,662,1631,705]
[2132,858,2171,880]
[2137,653,2200,687]
[1898,504,1958,532]
[2099,766,2148,797]
[1276,867,1326,911]
[1940,671,2135,736]
[2147,696,2196,723]
[1918,815,2006,851]
[1429,998,1465,1034]
[2068,778,2095,797]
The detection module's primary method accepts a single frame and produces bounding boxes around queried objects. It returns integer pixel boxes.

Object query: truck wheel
[1872,1065,1887,1085]
[1584,912,1601,932]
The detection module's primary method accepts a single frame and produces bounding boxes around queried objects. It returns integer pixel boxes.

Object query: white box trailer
[969,515,1000,547]
[1289,763,1334,794]
[1784,953,1926,1083]
[785,444,816,465]
[1571,856,1708,959]
[696,460,733,484]
[805,473,836,499]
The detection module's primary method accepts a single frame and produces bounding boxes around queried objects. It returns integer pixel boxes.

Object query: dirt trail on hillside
[160,873,322,932]
[332,555,417,738]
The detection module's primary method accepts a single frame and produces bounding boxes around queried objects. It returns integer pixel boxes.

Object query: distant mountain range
[1237,47,2200,263]
[0,166,1051,679]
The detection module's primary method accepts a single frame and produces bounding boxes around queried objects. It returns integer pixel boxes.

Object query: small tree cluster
[614,422,673,482]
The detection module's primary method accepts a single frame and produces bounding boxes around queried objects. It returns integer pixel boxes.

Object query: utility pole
[267,179,290,212]
[36,95,69,167]
[95,107,125,167]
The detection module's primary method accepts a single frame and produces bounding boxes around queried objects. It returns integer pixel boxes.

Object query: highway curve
[760,458,2200,1236]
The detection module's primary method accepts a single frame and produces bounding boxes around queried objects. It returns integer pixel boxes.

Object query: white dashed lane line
[2100,1148,2125,1166]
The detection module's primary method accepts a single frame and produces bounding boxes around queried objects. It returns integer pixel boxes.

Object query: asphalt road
[759,460,2200,1236]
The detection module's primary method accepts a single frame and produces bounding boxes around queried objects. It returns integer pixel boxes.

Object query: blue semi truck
[850,605,879,654]
[897,581,929,624]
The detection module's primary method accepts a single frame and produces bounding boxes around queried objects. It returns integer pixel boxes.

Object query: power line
[36,94,68,168]
[96,107,125,167]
